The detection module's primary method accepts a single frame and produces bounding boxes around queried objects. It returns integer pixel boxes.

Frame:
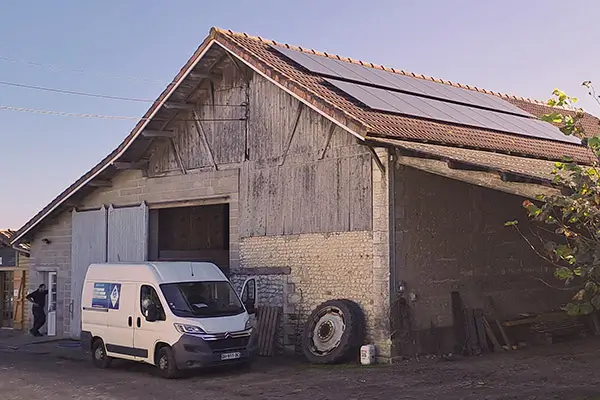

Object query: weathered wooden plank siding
[147,62,372,237]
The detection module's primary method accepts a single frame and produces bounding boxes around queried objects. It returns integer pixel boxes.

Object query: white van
[80,261,258,378]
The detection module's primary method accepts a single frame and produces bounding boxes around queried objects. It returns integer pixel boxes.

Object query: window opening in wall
[148,203,230,275]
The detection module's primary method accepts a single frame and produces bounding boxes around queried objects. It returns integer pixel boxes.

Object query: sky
[0,0,599,229]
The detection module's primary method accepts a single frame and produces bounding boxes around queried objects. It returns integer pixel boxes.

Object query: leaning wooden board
[257,306,281,357]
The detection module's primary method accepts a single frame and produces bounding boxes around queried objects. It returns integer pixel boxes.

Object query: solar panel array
[272,46,581,145]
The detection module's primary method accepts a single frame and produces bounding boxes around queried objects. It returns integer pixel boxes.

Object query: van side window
[140,285,165,321]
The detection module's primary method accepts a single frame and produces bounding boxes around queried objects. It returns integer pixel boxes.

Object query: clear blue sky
[0,0,598,229]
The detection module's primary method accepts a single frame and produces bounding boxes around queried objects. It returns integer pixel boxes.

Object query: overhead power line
[0,79,247,106]
[0,55,164,84]
[0,105,247,122]
[0,80,155,103]
[0,105,143,120]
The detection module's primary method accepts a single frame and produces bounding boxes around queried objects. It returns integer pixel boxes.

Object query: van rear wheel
[92,338,112,369]
[156,346,180,379]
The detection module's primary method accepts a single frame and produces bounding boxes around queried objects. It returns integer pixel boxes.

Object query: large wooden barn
[9,28,598,359]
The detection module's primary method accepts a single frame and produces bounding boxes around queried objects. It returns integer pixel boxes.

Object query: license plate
[220,352,241,361]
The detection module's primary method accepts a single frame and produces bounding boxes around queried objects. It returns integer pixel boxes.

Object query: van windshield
[160,281,245,318]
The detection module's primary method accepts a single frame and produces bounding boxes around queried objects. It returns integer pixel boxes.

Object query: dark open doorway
[148,203,230,274]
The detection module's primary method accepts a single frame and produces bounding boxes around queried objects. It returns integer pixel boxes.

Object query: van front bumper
[171,330,259,370]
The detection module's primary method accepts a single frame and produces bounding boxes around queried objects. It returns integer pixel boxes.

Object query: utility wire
[0,79,248,106]
[0,55,164,84]
[0,80,155,103]
[0,105,247,122]
[0,105,143,120]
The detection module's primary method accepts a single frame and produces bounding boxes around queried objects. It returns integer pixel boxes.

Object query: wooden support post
[279,103,304,166]
[169,138,187,175]
[367,145,385,174]
[192,110,218,170]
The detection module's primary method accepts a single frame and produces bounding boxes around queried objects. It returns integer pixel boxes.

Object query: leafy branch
[506,82,600,316]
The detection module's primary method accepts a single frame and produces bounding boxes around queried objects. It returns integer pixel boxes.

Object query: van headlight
[174,323,205,334]
[244,318,252,330]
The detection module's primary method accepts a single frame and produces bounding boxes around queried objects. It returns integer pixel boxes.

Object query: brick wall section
[29,168,240,337]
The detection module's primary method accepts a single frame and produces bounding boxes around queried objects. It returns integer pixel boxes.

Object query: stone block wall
[238,231,382,354]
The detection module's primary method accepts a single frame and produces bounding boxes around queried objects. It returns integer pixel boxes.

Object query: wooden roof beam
[163,102,196,111]
[113,161,149,170]
[499,171,546,185]
[446,159,489,172]
[142,129,176,138]
[87,180,112,187]
[189,71,222,80]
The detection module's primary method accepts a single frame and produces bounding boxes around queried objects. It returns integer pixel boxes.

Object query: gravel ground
[2,338,600,400]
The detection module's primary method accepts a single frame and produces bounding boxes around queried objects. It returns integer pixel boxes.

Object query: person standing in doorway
[26,284,48,336]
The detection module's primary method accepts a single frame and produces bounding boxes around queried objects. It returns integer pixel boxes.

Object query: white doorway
[47,272,57,336]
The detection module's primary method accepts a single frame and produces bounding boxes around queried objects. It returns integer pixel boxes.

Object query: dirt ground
[2,337,600,400]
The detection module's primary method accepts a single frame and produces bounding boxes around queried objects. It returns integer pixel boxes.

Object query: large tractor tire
[302,299,366,364]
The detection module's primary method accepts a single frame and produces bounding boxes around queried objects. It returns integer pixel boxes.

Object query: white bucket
[360,344,376,365]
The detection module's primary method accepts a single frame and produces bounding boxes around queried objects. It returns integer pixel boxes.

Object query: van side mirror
[244,300,256,315]
[145,304,159,322]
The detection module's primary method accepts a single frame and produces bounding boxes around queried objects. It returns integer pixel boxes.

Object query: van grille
[207,336,250,351]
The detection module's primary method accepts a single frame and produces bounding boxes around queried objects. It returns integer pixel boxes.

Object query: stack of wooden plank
[256,306,281,357]
[452,292,511,355]
[503,311,589,344]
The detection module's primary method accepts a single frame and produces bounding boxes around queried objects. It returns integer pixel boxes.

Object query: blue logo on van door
[92,283,121,310]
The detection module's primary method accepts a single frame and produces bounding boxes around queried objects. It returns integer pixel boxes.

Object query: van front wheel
[156,346,180,379]
[92,339,112,369]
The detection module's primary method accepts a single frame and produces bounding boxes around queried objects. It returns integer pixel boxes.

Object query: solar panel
[324,78,581,145]
[273,46,532,117]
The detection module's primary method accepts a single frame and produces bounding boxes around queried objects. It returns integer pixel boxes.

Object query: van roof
[86,261,228,284]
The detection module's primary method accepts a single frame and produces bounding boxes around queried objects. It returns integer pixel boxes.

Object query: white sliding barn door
[107,202,149,262]
[70,206,108,339]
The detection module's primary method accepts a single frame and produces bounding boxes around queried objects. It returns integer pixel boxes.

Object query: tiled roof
[0,229,11,246]
[1,229,30,253]
[10,27,599,244]
[369,138,560,182]
[213,28,597,164]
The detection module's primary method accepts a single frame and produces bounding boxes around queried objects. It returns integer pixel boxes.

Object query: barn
[9,28,598,359]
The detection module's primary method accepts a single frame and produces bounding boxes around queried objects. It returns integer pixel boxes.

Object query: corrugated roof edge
[213,27,579,112]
